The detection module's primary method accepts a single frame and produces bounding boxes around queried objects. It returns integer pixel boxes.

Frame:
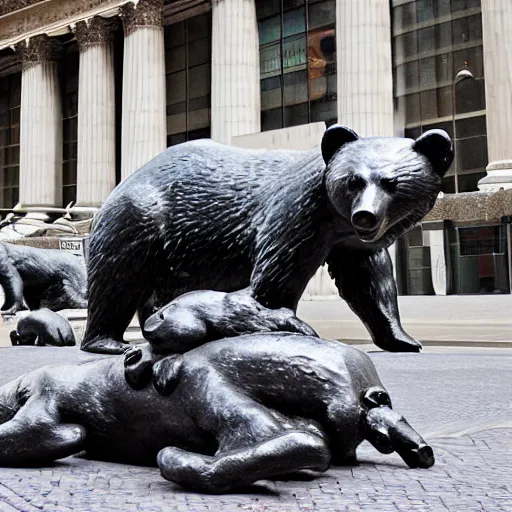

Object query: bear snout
[142,313,165,341]
[351,210,378,233]
[350,183,390,242]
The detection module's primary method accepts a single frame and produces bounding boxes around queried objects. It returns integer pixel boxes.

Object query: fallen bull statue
[0,333,433,494]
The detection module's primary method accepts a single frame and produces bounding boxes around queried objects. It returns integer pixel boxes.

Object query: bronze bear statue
[82,125,453,355]
[0,333,433,494]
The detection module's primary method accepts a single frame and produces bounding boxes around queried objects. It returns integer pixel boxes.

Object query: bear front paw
[374,331,422,353]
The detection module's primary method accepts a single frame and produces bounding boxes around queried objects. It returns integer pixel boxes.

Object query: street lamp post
[452,68,475,193]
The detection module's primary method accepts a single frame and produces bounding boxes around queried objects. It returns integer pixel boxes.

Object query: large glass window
[393,0,487,194]
[449,225,509,294]
[61,51,79,207]
[257,0,337,132]
[164,13,212,147]
[0,73,20,209]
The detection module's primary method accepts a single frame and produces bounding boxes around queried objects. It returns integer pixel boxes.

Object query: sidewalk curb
[338,338,512,348]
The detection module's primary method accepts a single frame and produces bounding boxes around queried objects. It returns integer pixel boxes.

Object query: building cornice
[425,189,512,223]
[0,0,211,51]
[0,0,131,51]
[0,0,46,18]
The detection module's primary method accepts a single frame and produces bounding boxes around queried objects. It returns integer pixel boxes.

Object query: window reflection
[393,0,487,193]
[257,0,337,132]
[451,226,509,294]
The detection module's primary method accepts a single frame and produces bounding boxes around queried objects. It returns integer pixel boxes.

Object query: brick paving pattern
[0,346,511,511]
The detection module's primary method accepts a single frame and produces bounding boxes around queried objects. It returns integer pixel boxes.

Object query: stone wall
[2,237,61,249]
[0,0,45,17]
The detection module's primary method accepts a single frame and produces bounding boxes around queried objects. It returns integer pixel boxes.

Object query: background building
[0,0,510,296]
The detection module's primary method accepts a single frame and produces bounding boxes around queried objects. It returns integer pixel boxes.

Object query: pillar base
[478,161,512,192]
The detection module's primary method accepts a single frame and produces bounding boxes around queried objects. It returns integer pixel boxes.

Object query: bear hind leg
[158,431,330,493]
[81,234,161,354]
[0,257,25,315]
[81,277,151,355]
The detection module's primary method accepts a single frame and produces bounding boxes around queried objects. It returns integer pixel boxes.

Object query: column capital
[120,0,163,36]
[16,35,61,71]
[73,17,119,51]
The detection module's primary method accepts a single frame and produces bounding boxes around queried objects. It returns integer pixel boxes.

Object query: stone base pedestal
[477,161,512,192]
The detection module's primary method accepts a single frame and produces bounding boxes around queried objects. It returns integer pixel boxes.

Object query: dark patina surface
[82,126,453,354]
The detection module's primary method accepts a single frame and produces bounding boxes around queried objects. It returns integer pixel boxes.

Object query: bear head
[322,124,453,247]
[143,300,208,353]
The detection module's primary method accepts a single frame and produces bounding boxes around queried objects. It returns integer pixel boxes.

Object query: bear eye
[17,388,29,406]
[347,175,365,192]
[381,177,398,192]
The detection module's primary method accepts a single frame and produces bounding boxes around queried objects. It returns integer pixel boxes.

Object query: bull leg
[0,398,85,466]
[363,403,434,469]
[158,431,330,494]
[124,343,167,390]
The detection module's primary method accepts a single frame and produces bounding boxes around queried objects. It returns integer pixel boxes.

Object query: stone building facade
[0,0,511,296]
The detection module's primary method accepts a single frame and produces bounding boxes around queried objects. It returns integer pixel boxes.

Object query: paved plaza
[0,342,511,512]
[298,295,512,347]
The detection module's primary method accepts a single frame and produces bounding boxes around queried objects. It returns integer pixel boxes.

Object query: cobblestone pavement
[0,345,511,512]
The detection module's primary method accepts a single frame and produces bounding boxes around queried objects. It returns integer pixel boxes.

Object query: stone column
[120,0,166,179]
[211,0,260,145]
[424,222,448,296]
[18,35,62,206]
[73,17,117,206]
[336,0,394,137]
[477,0,512,191]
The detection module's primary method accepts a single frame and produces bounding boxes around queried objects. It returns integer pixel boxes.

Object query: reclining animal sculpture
[0,333,434,493]
[0,242,87,315]
[9,309,76,347]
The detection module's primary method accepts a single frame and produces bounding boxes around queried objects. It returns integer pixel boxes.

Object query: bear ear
[413,129,454,177]
[321,124,359,165]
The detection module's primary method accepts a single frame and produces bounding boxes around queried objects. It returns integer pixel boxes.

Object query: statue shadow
[150,480,280,496]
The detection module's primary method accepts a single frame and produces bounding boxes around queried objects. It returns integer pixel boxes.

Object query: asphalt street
[0,343,511,511]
